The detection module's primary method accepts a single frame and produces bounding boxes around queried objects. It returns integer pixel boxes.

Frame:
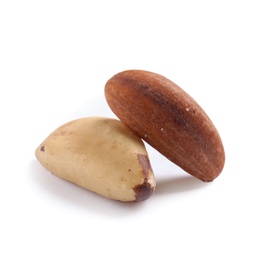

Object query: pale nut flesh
[105,70,225,182]
[35,117,156,202]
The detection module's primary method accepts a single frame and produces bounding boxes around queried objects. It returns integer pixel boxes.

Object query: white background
[1,0,259,259]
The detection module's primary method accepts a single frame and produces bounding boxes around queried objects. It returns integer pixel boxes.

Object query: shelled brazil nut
[35,117,155,202]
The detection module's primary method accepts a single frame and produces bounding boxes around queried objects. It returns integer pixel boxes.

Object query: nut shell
[105,70,225,182]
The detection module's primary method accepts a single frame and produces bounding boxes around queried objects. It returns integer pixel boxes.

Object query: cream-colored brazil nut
[35,117,155,202]
[105,70,225,182]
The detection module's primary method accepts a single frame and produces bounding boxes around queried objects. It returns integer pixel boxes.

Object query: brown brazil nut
[105,70,225,182]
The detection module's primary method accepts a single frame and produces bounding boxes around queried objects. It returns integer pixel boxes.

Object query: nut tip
[133,179,155,202]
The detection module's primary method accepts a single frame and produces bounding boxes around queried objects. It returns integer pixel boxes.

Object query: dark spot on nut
[40,146,45,152]
[133,178,155,202]
[137,154,152,178]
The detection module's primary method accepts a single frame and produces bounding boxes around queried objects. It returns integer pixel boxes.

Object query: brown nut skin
[105,70,225,182]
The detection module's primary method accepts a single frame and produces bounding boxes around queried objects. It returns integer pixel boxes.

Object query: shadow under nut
[105,70,225,182]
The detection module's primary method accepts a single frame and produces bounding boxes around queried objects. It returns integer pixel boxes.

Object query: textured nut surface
[105,70,225,182]
[35,117,155,202]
